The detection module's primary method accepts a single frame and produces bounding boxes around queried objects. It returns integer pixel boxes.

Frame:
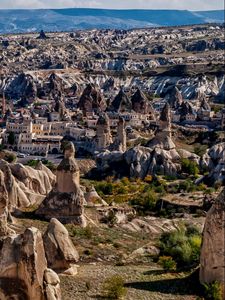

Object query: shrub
[179,180,195,193]
[83,249,93,256]
[105,210,117,226]
[103,275,127,299]
[144,175,153,183]
[95,182,113,195]
[121,177,129,185]
[44,161,57,171]
[181,158,199,176]
[194,144,208,157]
[203,281,223,300]
[159,224,201,270]
[70,225,93,239]
[8,131,15,145]
[130,189,159,211]
[27,159,39,167]
[164,175,177,181]
[4,152,16,163]
[158,256,177,271]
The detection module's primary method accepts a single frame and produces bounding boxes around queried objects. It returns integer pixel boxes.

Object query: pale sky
[0,0,223,11]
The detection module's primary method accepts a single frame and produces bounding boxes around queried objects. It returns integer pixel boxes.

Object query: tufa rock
[36,142,86,226]
[200,188,225,298]
[0,227,61,300]
[95,113,112,151]
[78,83,106,114]
[43,218,79,273]
[110,88,132,112]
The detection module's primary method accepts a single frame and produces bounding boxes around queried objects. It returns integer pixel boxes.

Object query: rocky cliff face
[200,188,225,298]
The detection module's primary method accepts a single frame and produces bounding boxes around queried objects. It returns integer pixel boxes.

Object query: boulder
[85,186,108,206]
[44,269,61,300]
[0,227,61,300]
[43,218,79,272]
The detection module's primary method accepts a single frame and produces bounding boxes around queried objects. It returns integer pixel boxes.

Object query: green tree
[60,139,70,153]
[159,224,201,270]
[8,132,15,145]
[181,158,199,176]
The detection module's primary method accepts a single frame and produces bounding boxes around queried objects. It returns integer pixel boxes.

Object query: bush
[144,175,153,183]
[194,144,208,157]
[179,180,195,193]
[181,158,199,176]
[159,224,201,270]
[27,159,39,167]
[95,182,113,195]
[43,160,57,171]
[203,281,223,300]
[8,131,15,145]
[70,225,93,239]
[103,275,127,299]
[83,249,93,256]
[4,152,16,163]
[158,256,177,271]
[130,189,159,211]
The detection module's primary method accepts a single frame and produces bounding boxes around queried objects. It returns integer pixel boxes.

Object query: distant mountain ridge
[0,8,224,34]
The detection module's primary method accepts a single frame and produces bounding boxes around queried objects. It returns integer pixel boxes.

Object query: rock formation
[200,188,225,298]
[147,102,174,150]
[5,72,37,101]
[110,88,132,112]
[95,113,113,151]
[0,160,55,211]
[167,86,183,109]
[78,83,106,114]
[48,73,63,99]
[113,116,127,152]
[36,142,86,226]
[85,186,108,206]
[37,30,49,39]
[201,142,225,185]
[0,170,13,236]
[178,101,196,122]
[131,88,154,116]
[0,227,61,300]
[43,218,79,275]
[94,102,200,179]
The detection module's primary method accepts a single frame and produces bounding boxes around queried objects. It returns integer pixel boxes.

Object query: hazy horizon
[0,7,223,11]
[0,0,224,11]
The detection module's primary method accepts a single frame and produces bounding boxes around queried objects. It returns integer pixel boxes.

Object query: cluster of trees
[158,224,201,271]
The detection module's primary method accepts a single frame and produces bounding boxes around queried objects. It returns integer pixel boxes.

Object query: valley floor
[60,263,197,300]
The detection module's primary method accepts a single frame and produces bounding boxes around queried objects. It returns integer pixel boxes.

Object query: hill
[0,8,224,33]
